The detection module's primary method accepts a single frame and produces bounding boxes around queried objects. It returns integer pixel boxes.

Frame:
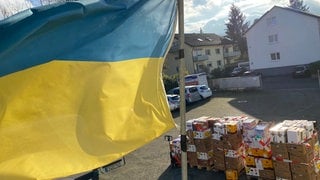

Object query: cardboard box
[194,138,211,152]
[274,168,291,180]
[186,130,195,144]
[187,152,198,166]
[245,167,259,176]
[193,120,209,131]
[255,122,272,138]
[292,170,316,180]
[225,146,244,158]
[223,133,243,150]
[271,142,290,159]
[270,124,288,143]
[243,128,256,140]
[197,150,213,160]
[225,169,239,180]
[212,149,225,161]
[197,158,214,167]
[187,144,196,152]
[287,127,306,144]
[225,121,240,134]
[255,157,273,170]
[247,147,272,158]
[225,157,244,171]
[213,122,226,135]
[193,129,212,139]
[259,169,275,179]
[273,161,290,172]
[213,160,226,171]
[250,136,271,149]
[242,119,259,130]
[211,139,224,149]
[291,163,315,174]
[287,141,313,155]
[244,155,256,167]
[290,150,314,163]
[186,119,196,131]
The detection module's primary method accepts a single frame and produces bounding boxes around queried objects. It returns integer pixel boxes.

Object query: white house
[245,6,320,76]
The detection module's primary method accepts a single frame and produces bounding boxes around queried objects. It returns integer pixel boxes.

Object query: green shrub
[163,74,179,92]
[309,61,320,75]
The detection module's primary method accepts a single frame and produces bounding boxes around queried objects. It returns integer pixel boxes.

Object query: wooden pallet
[197,164,214,171]
[188,163,214,171]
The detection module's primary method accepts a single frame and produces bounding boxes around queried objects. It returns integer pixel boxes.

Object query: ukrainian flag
[0,0,177,179]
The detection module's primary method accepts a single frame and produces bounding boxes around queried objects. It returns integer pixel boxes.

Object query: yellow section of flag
[0,58,175,179]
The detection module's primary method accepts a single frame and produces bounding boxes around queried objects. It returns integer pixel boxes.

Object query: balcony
[223,51,241,57]
[193,55,209,61]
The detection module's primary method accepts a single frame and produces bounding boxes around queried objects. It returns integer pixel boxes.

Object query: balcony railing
[223,51,241,57]
[193,55,209,61]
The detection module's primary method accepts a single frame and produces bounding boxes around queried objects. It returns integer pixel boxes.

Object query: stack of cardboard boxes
[216,116,246,180]
[270,120,319,180]
[169,117,319,180]
[186,116,214,170]
[187,116,247,179]
[242,120,274,179]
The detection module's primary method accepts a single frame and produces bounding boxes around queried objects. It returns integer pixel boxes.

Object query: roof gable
[246,6,320,35]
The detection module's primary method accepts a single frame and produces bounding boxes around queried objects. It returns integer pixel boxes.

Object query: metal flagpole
[177,0,187,179]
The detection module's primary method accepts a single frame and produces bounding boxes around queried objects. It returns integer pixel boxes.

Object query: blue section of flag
[0,0,177,76]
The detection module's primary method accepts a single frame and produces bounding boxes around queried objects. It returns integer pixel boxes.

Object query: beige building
[164,33,241,76]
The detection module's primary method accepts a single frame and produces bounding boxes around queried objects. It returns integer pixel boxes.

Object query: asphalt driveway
[100,76,320,180]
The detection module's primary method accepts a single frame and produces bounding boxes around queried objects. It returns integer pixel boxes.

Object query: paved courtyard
[100,76,320,180]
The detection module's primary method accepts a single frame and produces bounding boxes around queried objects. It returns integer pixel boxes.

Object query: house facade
[164,33,241,76]
[246,6,320,76]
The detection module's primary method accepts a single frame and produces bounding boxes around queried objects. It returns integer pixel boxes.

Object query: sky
[1,0,320,36]
[184,0,320,35]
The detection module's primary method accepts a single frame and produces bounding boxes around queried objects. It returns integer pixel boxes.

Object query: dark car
[292,65,311,78]
[230,67,247,77]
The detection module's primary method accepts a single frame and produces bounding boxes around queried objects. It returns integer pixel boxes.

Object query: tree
[225,4,249,59]
[288,0,309,12]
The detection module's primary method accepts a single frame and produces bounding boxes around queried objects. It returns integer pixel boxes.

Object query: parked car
[166,94,180,111]
[167,86,202,104]
[292,65,311,78]
[242,70,263,77]
[230,67,247,77]
[196,85,212,99]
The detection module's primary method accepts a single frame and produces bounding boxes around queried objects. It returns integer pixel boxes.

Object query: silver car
[167,86,202,104]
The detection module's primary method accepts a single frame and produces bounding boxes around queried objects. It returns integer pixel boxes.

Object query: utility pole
[178,0,187,179]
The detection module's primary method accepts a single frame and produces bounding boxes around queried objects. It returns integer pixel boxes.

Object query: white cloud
[0,0,32,19]
[184,0,320,34]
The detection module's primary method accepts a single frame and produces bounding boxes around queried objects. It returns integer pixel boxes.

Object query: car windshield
[198,85,208,90]
[170,96,179,101]
[295,66,304,71]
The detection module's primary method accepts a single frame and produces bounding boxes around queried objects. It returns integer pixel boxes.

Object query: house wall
[187,45,225,73]
[163,52,179,76]
[247,7,320,74]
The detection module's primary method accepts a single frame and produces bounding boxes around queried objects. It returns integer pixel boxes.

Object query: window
[217,60,222,66]
[267,16,277,26]
[268,34,278,43]
[215,48,220,54]
[207,63,212,67]
[205,49,211,55]
[270,52,280,60]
